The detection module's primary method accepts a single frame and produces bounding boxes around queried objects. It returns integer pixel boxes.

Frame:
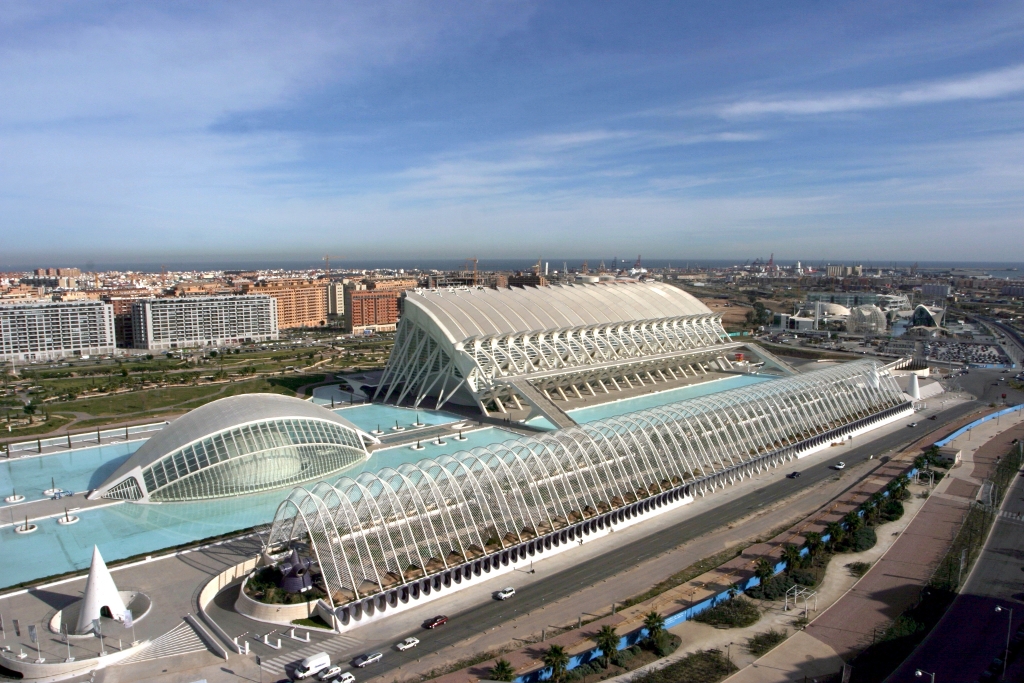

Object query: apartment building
[131,295,278,350]
[243,279,327,329]
[344,288,400,334]
[0,300,116,361]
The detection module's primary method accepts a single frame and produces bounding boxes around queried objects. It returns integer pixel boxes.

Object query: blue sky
[2,1,1023,266]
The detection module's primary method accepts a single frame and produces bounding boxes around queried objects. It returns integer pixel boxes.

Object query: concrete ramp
[743,343,798,375]
[506,378,577,429]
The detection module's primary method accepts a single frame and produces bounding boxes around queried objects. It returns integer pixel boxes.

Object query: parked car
[908,422,918,427]
[495,587,516,600]
[787,471,801,479]
[425,615,449,629]
[834,462,846,470]
[294,652,331,680]
[396,637,420,651]
[318,666,345,681]
[353,653,383,668]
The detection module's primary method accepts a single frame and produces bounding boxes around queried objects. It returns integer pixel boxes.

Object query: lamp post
[915,669,935,682]
[995,605,1013,680]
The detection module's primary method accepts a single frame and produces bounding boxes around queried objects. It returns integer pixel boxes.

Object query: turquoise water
[0,426,522,589]
[567,374,773,423]
[0,442,140,502]
[330,403,460,433]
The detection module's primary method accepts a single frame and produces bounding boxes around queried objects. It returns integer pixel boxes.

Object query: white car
[495,587,516,600]
[396,637,420,651]
[318,666,345,681]
[834,462,846,470]
[354,652,383,668]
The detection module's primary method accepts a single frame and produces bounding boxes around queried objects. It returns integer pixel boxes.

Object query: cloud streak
[721,64,1024,117]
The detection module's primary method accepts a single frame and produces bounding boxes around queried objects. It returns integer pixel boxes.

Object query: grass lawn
[1,413,74,438]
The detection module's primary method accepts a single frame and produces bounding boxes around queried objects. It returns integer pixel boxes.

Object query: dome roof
[92,393,371,502]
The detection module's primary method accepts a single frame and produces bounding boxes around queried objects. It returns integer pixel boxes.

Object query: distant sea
[4,258,1024,279]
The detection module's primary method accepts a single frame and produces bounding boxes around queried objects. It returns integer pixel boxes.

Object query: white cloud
[721,64,1024,117]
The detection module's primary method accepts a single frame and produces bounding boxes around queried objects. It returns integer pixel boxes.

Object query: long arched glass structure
[269,361,907,607]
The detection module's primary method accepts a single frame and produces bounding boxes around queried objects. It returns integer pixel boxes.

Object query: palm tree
[490,659,516,682]
[843,510,863,532]
[542,645,570,683]
[594,625,619,668]
[781,543,802,571]
[803,531,822,558]
[754,557,775,587]
[825,521,845,549]
[643,610,666,648]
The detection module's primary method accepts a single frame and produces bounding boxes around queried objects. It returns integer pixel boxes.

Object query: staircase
[505,379,577,430]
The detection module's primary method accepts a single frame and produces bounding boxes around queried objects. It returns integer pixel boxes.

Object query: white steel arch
[270,361,906,607]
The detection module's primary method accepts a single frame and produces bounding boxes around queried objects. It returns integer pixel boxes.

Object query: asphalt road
[246,400,981,681]
[891,424,1024,682]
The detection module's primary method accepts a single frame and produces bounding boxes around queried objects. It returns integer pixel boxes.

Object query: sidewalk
[715,408,1024,682]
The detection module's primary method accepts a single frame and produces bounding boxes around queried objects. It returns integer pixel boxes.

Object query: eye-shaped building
[90,393,374,503]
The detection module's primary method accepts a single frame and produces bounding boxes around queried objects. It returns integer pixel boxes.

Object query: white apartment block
[0,301,116,362]
[131,296,278,350]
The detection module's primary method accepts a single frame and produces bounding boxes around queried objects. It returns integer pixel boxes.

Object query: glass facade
[270,360,909,605]
[105,417,365,502]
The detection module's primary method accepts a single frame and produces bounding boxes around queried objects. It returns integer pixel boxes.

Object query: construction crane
[323,255,335,278]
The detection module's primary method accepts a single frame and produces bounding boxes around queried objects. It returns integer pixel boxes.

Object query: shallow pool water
[567,374,773,423]
[330,403,460,433]
[0,425,524,589]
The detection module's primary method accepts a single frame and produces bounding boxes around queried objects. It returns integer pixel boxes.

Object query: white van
[295,652,331,679]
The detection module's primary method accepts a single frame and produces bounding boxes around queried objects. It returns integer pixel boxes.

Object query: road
[889,422,1024,683]
[222,401,981,682]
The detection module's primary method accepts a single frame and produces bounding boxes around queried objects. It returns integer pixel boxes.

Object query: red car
[425,615,448,629]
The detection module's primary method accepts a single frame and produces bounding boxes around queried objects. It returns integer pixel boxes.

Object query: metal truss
[270,361,905,607]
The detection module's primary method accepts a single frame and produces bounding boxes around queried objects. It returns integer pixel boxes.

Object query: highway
[226,400,981,681]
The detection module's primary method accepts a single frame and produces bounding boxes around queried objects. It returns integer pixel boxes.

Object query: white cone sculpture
[75,546,127,635]
[908,373,921,400]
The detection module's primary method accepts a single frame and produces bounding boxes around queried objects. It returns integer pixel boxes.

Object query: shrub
[789,569,818,587]
[847,561,872,577]
[693,597,760,628]
[882,614,923,641]
[835,527,877,553]
[746,573,795,600]
[629,649,736,683]
[747,628,787,656]
[880,499,905,522]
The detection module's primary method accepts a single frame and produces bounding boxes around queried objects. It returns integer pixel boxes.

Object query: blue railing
[934,405,1023,447]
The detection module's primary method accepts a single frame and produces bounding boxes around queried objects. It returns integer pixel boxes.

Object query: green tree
[803,531,822,558]
[542,645,570,683]
[754,557,775,587]
[825,521,845,549]
[643,610,666,649]
[781,543,803,571]
[594,625,619,668]
[490,659,516,682]
[843,510,863,532]
[22,402,36,415]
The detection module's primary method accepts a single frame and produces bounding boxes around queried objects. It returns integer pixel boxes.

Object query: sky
[2,1,1024,267]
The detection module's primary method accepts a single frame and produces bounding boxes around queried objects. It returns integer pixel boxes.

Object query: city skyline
[3,2,1024,262]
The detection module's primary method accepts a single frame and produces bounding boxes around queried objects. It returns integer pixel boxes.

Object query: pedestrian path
[118,621,207,664]
[260,631,363,677]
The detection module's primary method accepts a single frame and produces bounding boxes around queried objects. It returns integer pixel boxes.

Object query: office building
[921,284,952,299]
[131,295,278,350]
[0,300,116,361]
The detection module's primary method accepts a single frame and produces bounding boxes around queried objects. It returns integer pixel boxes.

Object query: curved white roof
[100,393,364,485]
[404,282,713,343]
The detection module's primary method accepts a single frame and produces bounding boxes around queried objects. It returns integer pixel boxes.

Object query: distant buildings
[243,279,327,329]
[344,288,400,334]
[921,284,952,299]
[131,295,278,350]
[0,300,116,362]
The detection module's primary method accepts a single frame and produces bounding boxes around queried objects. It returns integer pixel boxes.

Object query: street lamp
[915,669,935,682]
[995,605,1013,680]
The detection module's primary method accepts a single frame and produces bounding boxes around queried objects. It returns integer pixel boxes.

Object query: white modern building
[131,295,278,350]
[91,394,374,502]
[375,282,759,421]
[270,360,910,627]
[0,300,116,361]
